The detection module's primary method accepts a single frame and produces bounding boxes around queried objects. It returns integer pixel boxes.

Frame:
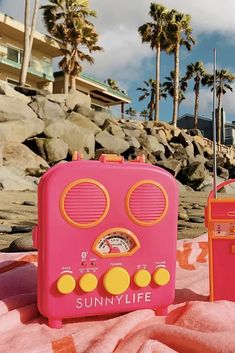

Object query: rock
[68,112,101,135]
[189,217,204,223]
[9,235,36,252]
[96,131,130,154]
[123,128,141,138]
[0,96,37,122]
[193,135,206,147]
[29,96,67,124]
[178,212,189,221]
[104,120,125,138]
[92,111,109,126]
[193,140,204,156]
[11,225,33,233]
[0,80,31,104]
[0,166,37,191]
[22,201,36,206]
[192,203,202,209]
[172,130,193,147]
[47,93,67,104]
[44,120,95,159]
[44,138,68,163]
[3,142,49,172]
[145,135,165,153]
[157,159,182,177]
[66,90,91,110]
[125,136,140,149]
[217,166,229,179]
[0,119,45,143]
[0,225,12,233]
[179,162,206,190]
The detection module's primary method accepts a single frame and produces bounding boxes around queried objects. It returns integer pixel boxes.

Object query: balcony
[0,43,54,81]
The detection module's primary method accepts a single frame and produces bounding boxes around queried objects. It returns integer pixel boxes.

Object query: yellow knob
[134,269,151,288]
[57,274,76,294]
[79,273,98,293]
[153,267,170,286]
[103,267,130,295]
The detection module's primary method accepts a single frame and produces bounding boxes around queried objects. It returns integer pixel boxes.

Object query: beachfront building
[53,71,131,116]
[0,12,61,92]
[177,112,235,146]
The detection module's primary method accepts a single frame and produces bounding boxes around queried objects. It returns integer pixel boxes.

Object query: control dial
[92,228,140,258]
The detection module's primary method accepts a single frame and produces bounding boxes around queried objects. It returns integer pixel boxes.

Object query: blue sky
[1,0,235,123]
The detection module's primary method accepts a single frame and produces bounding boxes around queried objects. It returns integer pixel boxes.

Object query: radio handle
[208,178,235,199]
[99,154,124,163]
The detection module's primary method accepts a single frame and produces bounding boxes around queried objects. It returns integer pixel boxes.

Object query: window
[7,46,22,64]
[225,127,232,138]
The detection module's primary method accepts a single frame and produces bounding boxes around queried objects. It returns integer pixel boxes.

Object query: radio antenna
[212,48,217,199]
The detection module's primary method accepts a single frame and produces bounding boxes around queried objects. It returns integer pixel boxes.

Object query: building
[177,112,235,145]
[0,12,61,92]
[0,12,131,114]
[53,71,131,115]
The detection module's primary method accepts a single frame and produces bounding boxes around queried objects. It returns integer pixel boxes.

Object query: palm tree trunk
[71,76,76,90]
[64,72,69,94]
[154,44,160,122]
[19,0,30,86]
[149,90,154,121]
[194,78,200,129]
[19,0,40,87]
[172,42,180,127]
[217,93,222,145]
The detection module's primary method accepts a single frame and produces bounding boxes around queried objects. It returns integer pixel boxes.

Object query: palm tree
[166,10,195,127]
[19,0,40,86]
[104,78,127,95]
[137,78,167,121]
[162,71,188,115]
[41,0,102,93]
[125,107,137,118]
[202,69,235,144]
[184,61,206,129]
[138,3,170,122]
[140,109,149,121]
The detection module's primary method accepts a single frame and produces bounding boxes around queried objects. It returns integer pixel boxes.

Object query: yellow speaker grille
[61,179,109,228]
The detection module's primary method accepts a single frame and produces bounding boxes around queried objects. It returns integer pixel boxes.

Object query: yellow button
[153,267,170,286]
[57,274,76,294]
[103,267,130,295]
[134,269,151,288]
[79,273,98,293]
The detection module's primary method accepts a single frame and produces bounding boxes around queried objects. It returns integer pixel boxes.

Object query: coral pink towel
[1,234,234,353]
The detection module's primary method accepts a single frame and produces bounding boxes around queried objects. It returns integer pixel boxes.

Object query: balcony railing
[0,43,54,81]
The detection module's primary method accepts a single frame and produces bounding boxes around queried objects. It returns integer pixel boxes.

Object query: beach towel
[1,234,235,353]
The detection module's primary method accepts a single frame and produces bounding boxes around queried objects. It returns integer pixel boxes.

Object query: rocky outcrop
[1,82,235,192]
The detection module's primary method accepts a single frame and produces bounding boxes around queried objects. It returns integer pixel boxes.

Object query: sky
[1,0,235,123]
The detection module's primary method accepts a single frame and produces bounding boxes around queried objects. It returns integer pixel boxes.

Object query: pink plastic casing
[35,156,178,328]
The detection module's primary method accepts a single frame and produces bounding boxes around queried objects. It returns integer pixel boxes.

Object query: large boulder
[0,119,44,143]
[0,166,37,191]
[66,90,91,110]
[44,120,95,159]
[44,138,69,163]
[179,161,206,189]
[104,120,125,138]
[95,131,130,154]
[144,135,165,154]
[156,159,183,177]
[29,96,67,125]
[68,112,101,135]
[0,80,31,104]
[3,142,49,172]
[0,96,38,122]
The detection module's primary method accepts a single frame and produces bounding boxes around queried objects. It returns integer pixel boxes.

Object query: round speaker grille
[127,181,167,226]
[61,179,109,228]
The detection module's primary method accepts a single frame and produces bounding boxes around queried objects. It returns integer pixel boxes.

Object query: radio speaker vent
[127,181,167,226]
[61,179,109,228]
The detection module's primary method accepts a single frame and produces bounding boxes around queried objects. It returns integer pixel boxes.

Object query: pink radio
[33,153,178,328]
